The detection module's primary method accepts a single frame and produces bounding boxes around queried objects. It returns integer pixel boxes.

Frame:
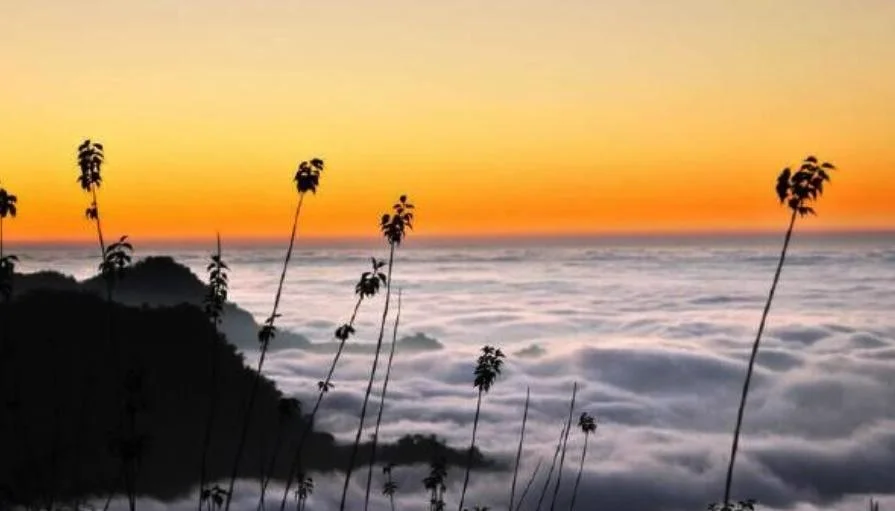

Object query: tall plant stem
[339,243,396,511]
[723,210,796,505]
[198,237,224,511]
[276,296,365,511]
[536,422,569,510]
[550,382,578,511]
[225,194,306,511]
[508,388,531,511]
[364,290,403,511]
[458,387,484,511]
[568,432,589,511]
[515,458,543,511]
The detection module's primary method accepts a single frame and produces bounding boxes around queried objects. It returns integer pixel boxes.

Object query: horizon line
[7,227,895,248]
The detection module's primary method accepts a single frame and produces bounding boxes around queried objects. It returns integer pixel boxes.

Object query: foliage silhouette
[721,156,836,507]
[569,412,597,511]
[549,381,578,511]
[339,195,414,511]
[458,345,505,511]
[0,184,17,262]
[382,463,398,511]
[293,472,313,511]
[224,158,324,511]
[275,257,386,510]
[200,485,229,511]
[198,235,230,511]
[508,387,530,511]
[77,139,108,283]
[424,456,448,511]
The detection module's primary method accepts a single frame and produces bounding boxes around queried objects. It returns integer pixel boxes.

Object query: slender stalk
[550,382,578,511]
[339,243,397,511]
[198,236,225,511]
[276,296,365,511]
[364,290,403,511]
[723,210,797,505]
[536,422,569,511]
[509,388,531,511]
[515,458,543,511]
[568,433,589,511]
[458,388,484,511]
[225,194,306,511]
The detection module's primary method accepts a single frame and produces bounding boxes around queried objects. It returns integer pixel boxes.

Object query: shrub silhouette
[720,156,836,508]
[458,345,505,511]
[339,195,414,511]
[224,158,324,511]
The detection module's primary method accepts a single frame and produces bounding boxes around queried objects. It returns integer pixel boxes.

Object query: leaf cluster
[776,155,835,217]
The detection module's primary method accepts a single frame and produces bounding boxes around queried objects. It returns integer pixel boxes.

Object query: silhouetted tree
[198,234,230,511]
[339,195,414,511]
[275,257,386,510]
[424,456,448,511]
[293,473,313,511]
[549,382,578,511]
[224,158,323,511]
[382,464,398,511]
[201,485,229,511]
[508,388,530,511]
[457,346,505,511]
[569,412,597,511]
[0,184,16,262]
[364,289,403,510]
[77,140,109,296]
[721,156,836,507]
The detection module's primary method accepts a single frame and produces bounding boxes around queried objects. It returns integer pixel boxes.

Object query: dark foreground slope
[0,290,486,507]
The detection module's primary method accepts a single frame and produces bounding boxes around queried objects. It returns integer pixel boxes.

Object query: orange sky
[1,1,893,242]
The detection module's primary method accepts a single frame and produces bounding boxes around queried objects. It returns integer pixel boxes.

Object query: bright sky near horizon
[1,0,893,242]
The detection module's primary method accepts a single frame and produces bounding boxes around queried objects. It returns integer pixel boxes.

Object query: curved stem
[550,382,578,511]
[458,388,484,511]
[225,194,305,511]
[339,243,396,511]
[515,458,543,511]
[722,210,797,505]
[536,422,568,511]
[569,433,589,511]
[276,295,364,511]
[364,290,402,511]
[509,388,531,511]
[198,238,224,511]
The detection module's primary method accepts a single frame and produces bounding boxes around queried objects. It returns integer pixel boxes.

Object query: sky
[1,0,894,242]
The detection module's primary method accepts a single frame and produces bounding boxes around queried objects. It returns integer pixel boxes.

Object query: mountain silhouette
[0,267,489,507]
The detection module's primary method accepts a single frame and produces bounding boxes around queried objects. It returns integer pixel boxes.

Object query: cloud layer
[20,237,895,510]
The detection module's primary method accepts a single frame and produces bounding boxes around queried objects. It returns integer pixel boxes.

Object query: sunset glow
[2,0,893,241]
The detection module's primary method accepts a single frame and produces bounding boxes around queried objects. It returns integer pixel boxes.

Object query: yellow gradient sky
[1,0,893,242]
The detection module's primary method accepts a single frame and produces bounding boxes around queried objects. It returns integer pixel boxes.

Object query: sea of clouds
[18,234,895,511]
